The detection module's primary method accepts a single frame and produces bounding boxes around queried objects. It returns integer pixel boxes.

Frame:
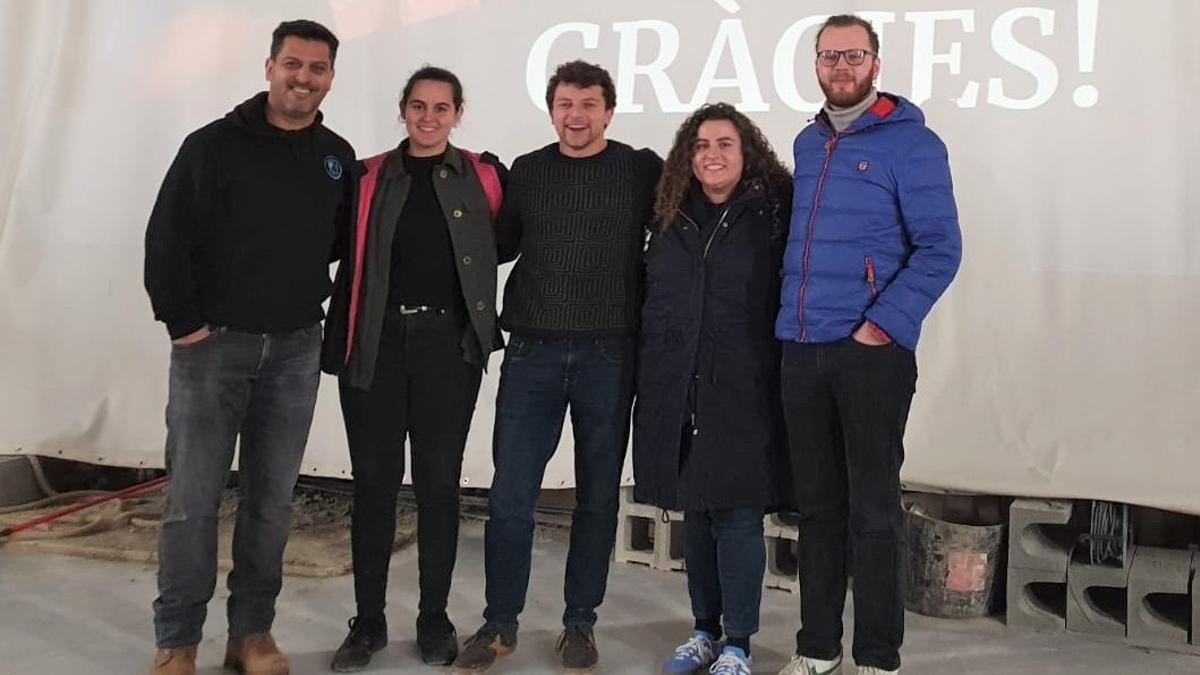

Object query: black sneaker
[451,622,517,674]
[331,615,388,672]
[556,624,598,674]
[416,612,459,666]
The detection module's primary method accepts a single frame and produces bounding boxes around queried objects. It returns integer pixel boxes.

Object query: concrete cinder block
[614,511,656,567]
[1066,554,1131,637]
[1009,499,1076,573]
[764,513,800,542]
[618,486,657,518]
[764,533,801,594]
[652,515,686,572]
[1006,565,1068,631]
[1126,546,1196,653]
[0,455,45,508]
[1191,556,1200,648]
[614,487,685,570]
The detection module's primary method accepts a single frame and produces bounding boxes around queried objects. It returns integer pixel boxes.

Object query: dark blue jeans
[780,339,917,672]
[685,507,766,639]
[153,323,321,648]
[483,334,635,629]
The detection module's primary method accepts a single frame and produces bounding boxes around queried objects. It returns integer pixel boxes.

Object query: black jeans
[339,308,483,619]
[780,338,916,672]
[483,334,636,629]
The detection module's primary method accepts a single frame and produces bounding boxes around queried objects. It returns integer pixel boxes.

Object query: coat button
[439,169,448,179]
[475,300,486,311]
[453,209,464,218]
[462,255,472,265]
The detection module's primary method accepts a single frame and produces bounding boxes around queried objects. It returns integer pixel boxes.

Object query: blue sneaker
[661,631,719,674]
[709,646,752,675]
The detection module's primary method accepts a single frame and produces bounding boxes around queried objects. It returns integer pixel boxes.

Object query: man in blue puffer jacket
[774,14,962,675]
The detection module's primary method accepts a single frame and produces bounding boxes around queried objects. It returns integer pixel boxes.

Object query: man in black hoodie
[143,20,353,675]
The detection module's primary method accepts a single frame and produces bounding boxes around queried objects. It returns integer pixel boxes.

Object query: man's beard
[820,75,874,108]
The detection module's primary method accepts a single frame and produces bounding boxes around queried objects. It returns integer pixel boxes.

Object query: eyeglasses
[815,49,877,67]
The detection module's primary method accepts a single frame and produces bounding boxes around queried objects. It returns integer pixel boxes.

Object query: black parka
[632,180,792,512]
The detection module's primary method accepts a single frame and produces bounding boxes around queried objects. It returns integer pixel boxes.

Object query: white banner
[3,1,1198,512]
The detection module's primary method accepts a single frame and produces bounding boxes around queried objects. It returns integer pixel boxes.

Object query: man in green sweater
[453,60,661,675]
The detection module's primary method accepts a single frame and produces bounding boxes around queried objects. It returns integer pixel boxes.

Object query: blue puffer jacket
[775,93,961,351]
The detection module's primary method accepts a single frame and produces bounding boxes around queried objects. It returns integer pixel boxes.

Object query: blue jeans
[483,334,635,629]
[685,508,766,639]
[153,323,321,648]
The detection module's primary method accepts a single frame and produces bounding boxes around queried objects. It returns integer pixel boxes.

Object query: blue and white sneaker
[709,646,752,675]
[661,631,719,674]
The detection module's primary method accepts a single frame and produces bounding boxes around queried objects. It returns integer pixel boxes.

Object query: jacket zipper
[796,126,857,340]
[865,255,878,299]
[702,207,731,260]
[676,205,732,434]
[679,206,730,262]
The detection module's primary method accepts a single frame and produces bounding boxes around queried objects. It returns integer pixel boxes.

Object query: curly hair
[654,103,792,227]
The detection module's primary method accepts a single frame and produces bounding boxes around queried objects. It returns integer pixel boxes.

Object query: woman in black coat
[633,103,792,675]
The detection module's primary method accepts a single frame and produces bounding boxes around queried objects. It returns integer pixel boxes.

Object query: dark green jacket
[322,142,507,388]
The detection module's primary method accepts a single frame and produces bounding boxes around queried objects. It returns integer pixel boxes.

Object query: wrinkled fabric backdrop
[2,0,1197,512]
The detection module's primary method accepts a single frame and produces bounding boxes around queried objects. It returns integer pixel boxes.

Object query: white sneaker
[777,653,843,675]
[709,647,752,675]
[857,668,898,674]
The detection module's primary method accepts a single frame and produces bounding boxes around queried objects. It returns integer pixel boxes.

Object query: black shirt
[388,151,463,311]
[497,141,662,338]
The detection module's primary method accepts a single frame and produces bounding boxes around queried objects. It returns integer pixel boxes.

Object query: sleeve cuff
[166,317,205,340]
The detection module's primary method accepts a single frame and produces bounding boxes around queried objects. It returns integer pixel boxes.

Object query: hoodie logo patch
[323,156,343,180]
[857,160,870,172]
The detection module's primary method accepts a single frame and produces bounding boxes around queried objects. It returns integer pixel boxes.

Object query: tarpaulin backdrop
[2,1,1198,510]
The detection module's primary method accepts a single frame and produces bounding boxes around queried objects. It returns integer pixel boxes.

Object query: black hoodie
[144,92,355,339]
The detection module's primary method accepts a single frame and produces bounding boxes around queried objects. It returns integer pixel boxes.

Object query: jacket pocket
[865,255,879,300]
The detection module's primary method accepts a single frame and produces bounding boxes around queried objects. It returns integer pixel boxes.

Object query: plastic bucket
[904,498,1007,618]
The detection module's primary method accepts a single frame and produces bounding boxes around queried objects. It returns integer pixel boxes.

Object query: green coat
[322,142,507,388]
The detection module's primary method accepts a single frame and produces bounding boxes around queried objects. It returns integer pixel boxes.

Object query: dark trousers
[339,308,483,619]
[483,334,635,629]
[685,507,766,640]
[780,338,916,672]
[154,323,322,648]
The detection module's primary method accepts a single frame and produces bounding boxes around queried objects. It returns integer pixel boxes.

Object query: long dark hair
[654,103,791,227]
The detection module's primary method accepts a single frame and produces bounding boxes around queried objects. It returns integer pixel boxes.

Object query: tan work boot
[149,646,197,675]
[223,632,290,675]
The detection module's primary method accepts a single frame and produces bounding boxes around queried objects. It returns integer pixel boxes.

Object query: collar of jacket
[230,91,324,138]
[678,179,767,229]
[815,91,901,136]
[383,140,467,178]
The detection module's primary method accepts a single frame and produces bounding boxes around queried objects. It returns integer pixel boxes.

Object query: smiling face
[550,83,614,158]
[815,25,880,108]
[264,36,334,130]
[402,79,462,157]
[691,119,744,203]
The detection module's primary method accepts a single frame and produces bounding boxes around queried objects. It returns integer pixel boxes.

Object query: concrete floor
[1,522,1197,675]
